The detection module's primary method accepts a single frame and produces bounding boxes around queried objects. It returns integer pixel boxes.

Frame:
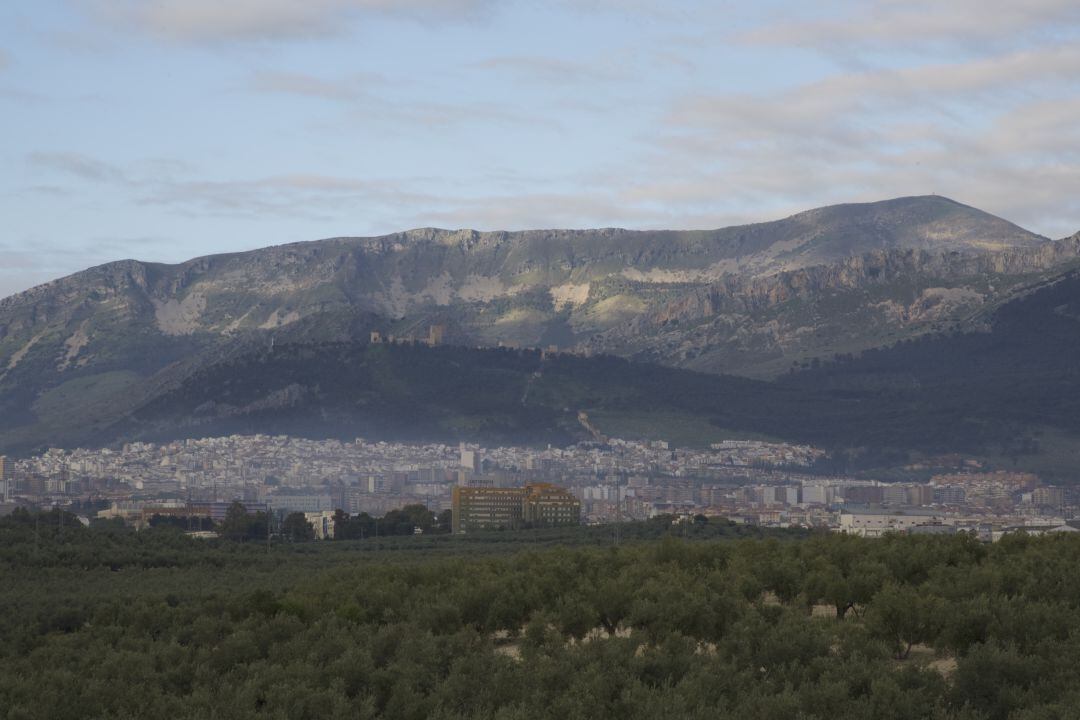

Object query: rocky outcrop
[586,237,1080,376]
[0,196,1071,454]
[635,239,1080,329]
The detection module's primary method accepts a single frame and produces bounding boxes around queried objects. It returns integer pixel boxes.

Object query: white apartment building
[839,509,945,537]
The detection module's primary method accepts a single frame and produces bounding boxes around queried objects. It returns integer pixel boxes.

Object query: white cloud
[137,174,444,220]
[670,44,1080,134]
[81,0,494,42]
[745,0,1080,49]
[417,191,659,230]
[22,148,663,232]
[248,71,381,101]
[20,1,1080,246]
[24,151,445,221]
[27,151,129,183]
[471,55,630,84]
[245,68,561,132]
[644,40,1080,237]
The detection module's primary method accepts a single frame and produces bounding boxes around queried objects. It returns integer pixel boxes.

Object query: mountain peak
[763,194,1046,261]
[0,193,1075,454]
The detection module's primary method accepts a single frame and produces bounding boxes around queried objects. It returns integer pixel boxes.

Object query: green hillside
[110,342,807,449]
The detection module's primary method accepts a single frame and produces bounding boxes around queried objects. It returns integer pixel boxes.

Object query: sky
[2,0,1079,298]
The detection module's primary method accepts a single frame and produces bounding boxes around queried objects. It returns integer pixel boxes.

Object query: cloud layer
[746,0,1080,48]
[2,0,1079,299]
[82,0,492,41]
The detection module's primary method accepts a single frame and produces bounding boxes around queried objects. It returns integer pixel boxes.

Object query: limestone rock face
[0,194,1073,452]
[586,239,1080,377]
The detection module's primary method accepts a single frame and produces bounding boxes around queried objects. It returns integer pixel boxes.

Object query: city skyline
[9,432,1075,539]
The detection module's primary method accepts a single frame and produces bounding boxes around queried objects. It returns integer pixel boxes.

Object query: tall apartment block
[0,455,12,502]
[451,482,580,533]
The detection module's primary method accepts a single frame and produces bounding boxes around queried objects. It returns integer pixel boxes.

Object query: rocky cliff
[0,194,1065,453]
[588,237,1080,376]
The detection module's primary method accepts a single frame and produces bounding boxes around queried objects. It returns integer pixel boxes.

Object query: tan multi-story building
[0,455,13,502]
[1033,486,1066,508]
[452,486,525,533]
[452,483,580,533]
[523,483,581,527]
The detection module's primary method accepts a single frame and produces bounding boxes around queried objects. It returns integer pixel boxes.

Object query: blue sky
[2,0,1079,297]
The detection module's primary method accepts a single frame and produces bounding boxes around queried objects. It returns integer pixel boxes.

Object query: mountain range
[3,194,1080,473]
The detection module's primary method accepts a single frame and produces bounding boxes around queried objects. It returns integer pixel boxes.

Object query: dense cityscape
[2,434,1075,541]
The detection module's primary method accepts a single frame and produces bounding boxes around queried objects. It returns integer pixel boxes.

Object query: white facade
[270,494,335,513]
[304,510,336,540]
[839,511,944,537]
[801,484,830,505]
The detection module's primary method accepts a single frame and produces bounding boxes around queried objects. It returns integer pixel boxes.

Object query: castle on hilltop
[369,324,446,347]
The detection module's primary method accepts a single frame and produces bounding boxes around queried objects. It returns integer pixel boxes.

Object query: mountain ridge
[0,194,1072,456]
[1,194,1046,306]
[19,258,1080,479]
[0,195,1049,347]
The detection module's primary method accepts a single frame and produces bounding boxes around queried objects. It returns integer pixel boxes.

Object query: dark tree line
[332,505,453,540]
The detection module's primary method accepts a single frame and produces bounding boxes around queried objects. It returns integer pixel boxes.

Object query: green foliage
[333,505,449,540]
[282,512,314,542]
[866,583,944,659]
[219,501,268,542]
[2,510,1080,719]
